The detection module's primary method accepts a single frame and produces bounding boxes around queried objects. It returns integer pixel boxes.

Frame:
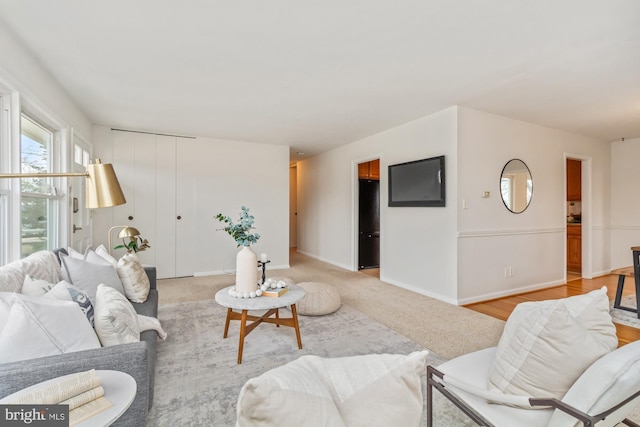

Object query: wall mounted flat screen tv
[388,155,445,207]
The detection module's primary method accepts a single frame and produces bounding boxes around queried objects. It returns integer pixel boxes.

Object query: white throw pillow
[94,284,140,347]
[21,274,56,297]
[488,287,617,400]
[0,292,16,330]
[116,253,150,303]
[66,246,85,260]
[548,340,640,426]
[237,351,429,427]
[60,252,125,304]
[0,293,101,363]
[43,281,95,326]
[95,244,118,266]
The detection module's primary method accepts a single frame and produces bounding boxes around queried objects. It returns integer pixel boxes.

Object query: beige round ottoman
[296,282,341,316]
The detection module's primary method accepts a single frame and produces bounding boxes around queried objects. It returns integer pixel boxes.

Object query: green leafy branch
[215,206,260,247]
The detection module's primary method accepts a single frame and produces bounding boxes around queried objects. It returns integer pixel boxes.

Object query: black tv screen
[388,155,445,207]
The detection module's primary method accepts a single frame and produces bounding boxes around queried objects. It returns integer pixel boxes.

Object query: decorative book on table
[262,287,288,297]
[10,369,113,426]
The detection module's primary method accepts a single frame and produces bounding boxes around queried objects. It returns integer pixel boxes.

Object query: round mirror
[500,159,532,213]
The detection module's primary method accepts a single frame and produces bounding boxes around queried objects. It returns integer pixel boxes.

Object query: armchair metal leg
[427,365,493,427]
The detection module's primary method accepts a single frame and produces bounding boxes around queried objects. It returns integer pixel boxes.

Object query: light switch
[462,199,469,209]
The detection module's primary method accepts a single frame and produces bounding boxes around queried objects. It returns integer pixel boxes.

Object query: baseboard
[455,279,566,305]
[295,249,353,271]
[192,264,290,278]
[379,275,460,306]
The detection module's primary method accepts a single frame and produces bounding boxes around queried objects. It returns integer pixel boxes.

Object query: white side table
[0,370,136,426]
[215,284,306,364]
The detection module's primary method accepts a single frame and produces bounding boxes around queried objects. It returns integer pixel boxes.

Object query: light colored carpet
[145,299,473,426]
[152,251,640,425]
[158,251,505,360]
[611,295,640,328]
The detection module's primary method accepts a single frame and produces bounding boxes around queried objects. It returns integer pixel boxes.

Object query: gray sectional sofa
[0,249,159,426]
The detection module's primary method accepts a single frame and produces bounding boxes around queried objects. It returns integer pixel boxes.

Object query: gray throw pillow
[60,252,125,304]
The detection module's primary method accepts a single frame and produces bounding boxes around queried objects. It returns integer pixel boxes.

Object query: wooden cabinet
[358,159,380,180]
[567,225,582,273]
[567,159,581,201]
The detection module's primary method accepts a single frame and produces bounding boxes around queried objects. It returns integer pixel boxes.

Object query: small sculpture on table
[258,253,270,285]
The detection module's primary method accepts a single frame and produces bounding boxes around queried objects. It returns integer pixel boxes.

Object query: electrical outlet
[504,268,509,278]
[509,267,514,277]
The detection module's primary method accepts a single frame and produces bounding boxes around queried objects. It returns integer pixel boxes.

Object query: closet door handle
[177,215,182,220]
[128,216,134,220]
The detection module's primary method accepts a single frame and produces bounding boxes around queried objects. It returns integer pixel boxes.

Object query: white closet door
[111,131,136,246]
[175,139,218,277]
[130,134,157,268]
[110,131,177,278]
[154,136,176,278]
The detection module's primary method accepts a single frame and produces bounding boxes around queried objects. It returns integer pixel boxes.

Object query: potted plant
[114,236,151,254]
[215,206,260,293]
[214,206,260,247]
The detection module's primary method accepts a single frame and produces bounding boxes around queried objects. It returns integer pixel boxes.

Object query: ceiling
[0,1,638,162]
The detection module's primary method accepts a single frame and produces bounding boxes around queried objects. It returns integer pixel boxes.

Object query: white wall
[298,106,612,304]
[456,107,611,303]
[610,137,640,268]
[0,24,92,138]
[297,107,459,302]
[0,23,93,262]
[92,127,290,277]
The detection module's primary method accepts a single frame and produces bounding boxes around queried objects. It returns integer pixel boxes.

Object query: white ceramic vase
[236,245,258,293]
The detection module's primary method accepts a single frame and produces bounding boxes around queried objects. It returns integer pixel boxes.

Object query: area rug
[145,299,472,426]
[611,295,640,328]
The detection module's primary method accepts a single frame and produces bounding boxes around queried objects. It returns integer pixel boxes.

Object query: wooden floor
[465,273,640,346]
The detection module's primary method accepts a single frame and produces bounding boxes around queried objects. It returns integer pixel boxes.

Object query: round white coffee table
[215,284,306,364]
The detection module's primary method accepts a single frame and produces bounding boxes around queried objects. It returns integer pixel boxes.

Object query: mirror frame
[500,159,533,214]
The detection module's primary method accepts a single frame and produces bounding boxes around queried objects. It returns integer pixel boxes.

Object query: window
[0,192,7,265]
[20,115,58,257]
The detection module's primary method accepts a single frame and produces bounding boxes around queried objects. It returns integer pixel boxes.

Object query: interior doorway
[289,165,298,248]
[357,159,380,275]
[566,158,582,281]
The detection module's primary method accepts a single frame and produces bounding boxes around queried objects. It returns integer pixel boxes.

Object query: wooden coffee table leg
[223,308,232,338]
[238,310,248,364]
[291,304,303,349]
[276,308,280,327]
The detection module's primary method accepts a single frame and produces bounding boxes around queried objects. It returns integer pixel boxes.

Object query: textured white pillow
[94,284,140,347]
[548,339,640,427]
[489,287,617,400]
[43,281,95,326]
[116,253,150,303]
[20,251,62,285]
[0,293,101,363]
[237,351,429,427]
[21,274,56,297]
[60,252,125,304]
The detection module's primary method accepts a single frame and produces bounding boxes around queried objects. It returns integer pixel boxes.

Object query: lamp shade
[86,160,126,208]
[117,226,141,239]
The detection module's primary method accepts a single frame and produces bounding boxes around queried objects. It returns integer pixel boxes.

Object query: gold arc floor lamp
[0,159,127,209]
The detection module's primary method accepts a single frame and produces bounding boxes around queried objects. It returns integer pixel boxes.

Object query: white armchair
[427,342,640,426]
[427,287,640,427]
